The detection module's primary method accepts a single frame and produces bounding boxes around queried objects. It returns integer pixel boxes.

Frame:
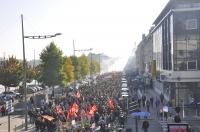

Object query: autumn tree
[70,56,82,80]
[26,65,36,83]
[91,60,100,74]
[0,56,23,92]
[63,57,74,83]
[78,54,90,79]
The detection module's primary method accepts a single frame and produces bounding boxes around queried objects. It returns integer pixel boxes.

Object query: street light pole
[21,14,61,131]
[73,40,76,90]
[21,14,28,131]
[72,42,92,86]
[98,54,101,75]
[90,53,93,79]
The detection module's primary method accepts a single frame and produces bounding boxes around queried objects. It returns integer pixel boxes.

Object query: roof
[153,0,200,25]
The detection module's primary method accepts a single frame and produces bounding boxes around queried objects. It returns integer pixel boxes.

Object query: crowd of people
[28,72,127,132]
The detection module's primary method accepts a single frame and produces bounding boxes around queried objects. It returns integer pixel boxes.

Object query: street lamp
[21,14,61,131]
[73,40,93,89]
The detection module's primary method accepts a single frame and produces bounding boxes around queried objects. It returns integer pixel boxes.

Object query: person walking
[146,100,150,112]
[142,119,149,132]
[150,97,154,108]
[160,93,164,104]
[142,95,146,108]
[155,97,160,108]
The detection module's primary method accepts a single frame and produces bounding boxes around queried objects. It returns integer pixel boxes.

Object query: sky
[0,0,169,70]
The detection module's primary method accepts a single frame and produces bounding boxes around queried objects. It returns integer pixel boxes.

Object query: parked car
[0,91,21,98]
[185,100,200,108]
[27,85,38,92]
[36,86,43,91]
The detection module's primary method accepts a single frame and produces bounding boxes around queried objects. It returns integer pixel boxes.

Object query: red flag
[109,98,114,109]
[67,102,79,119]
[56,105,64,114]
[76,90,81,98]
[88,104,98,117]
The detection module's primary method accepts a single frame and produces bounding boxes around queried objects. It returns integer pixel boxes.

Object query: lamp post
[21,14,61,131]
[73,40,92,89]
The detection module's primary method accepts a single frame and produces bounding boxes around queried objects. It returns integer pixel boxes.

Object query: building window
[177,61,187,71]
[186,19,197,30]
[178,50,184,57]
[187,61,197,70]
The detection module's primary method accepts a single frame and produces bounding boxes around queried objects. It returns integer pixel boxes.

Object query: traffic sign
[6,100,12,109]
[6,100,14,114]
[8,107,14,114]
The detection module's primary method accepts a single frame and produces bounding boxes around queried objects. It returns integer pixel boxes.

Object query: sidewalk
[0,115,35,132]
[138,88,200,132]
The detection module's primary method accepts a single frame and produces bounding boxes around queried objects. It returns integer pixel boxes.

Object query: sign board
[8,107,14,114]
[6,100,14,114]
[168,123,189,132]
[163,106,169,112]
[131,112,150,117]
[6,100,12,110]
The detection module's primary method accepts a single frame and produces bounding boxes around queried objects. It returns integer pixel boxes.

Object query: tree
[78,54,90,79]
[63,57,74,83]
[0,56,22,92]
[70,56,82,80]
[27,65,36,83]
[91,60,100,74]
[40,42,64,96]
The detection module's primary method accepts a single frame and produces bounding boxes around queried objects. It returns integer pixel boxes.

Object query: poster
[168,123,188,132]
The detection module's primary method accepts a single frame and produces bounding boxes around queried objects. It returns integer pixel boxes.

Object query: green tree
[34,64,42,82]
[78,54,90,79]
[0,56,22,92]
[27,65,36,83]
[63,57,74,83]
[70,56,82,80]
[91,60,100,74]
[40,42,64,96]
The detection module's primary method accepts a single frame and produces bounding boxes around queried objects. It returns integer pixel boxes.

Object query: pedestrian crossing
[159,120,168,132]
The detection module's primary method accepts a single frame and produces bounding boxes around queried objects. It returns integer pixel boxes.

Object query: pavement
[126,89,163,132]
[125,88,200,132]
[0,115,35,132]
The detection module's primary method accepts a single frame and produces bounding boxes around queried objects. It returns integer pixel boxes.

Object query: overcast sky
[0,0,168,70]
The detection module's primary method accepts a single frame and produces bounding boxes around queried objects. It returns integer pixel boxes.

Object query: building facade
[152,0,200,105]
[135,32,153,75]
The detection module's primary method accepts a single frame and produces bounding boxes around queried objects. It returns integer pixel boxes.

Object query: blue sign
[131,112,150,117]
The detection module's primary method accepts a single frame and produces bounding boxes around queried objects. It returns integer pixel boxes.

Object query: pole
[99,54,101,74]
[162,106,166,132]
[183,99,185,118]
[34,49,36,86]
[73,40,76,90]
[178,86,179,106]
[8,114,10,132]
[135,116,138,132]
[127,97,128,111]
[90,53,92,79]
[21,14,28,131]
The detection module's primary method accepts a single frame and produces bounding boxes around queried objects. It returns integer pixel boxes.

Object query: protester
[29,72,125,131]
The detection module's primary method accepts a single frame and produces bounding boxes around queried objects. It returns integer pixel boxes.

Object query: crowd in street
[28,72,126,132]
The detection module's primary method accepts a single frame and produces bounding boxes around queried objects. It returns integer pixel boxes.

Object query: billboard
[168,123,189,132]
